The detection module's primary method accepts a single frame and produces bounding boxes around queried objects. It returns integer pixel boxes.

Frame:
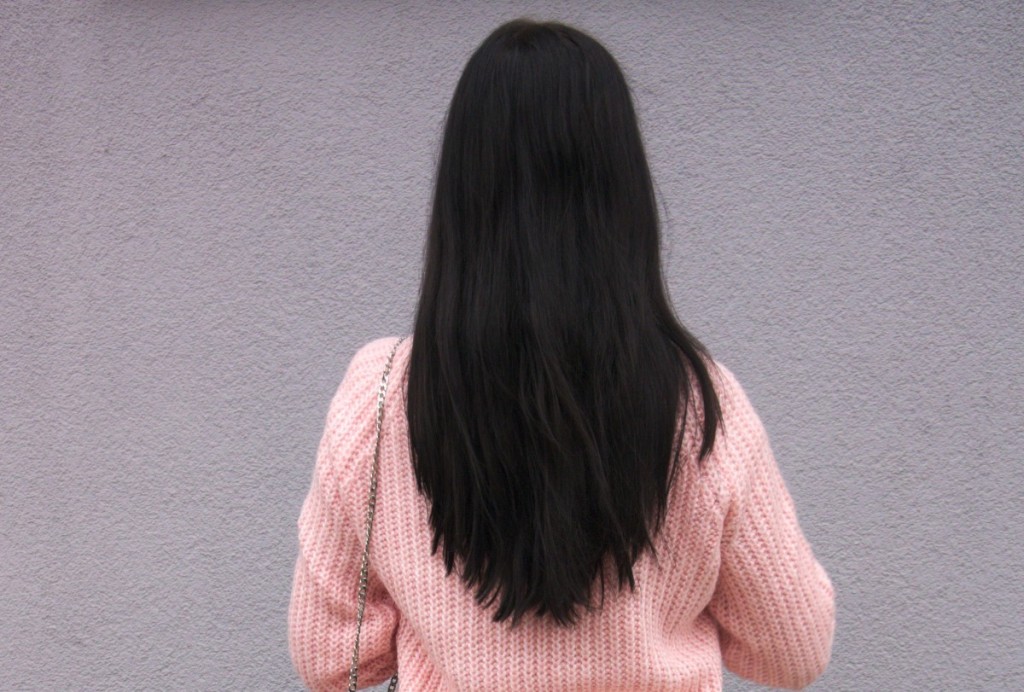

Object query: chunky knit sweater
[288,337,835,691]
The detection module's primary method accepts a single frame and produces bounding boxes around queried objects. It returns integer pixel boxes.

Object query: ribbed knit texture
[288,337,836,691]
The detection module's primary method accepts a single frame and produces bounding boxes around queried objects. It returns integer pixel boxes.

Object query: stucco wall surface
[2,1,1021,690]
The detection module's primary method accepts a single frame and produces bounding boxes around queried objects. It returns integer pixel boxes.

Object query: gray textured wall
[2,1,1021,690]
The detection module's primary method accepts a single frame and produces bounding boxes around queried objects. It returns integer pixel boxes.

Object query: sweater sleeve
[288,339,401,691]
[705,365,836,690]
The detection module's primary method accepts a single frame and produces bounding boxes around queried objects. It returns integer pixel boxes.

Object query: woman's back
[289,337,835,690]
[289,17,834,691]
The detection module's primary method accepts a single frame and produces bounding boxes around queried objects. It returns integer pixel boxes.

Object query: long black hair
[405,18,722,627]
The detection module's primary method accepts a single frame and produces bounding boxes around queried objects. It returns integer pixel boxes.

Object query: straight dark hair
[406,18,722,627]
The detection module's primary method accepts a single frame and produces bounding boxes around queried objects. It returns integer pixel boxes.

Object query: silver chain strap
[349,336,406,692]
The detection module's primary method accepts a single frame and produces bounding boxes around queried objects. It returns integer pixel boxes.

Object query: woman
[289,18,835,691]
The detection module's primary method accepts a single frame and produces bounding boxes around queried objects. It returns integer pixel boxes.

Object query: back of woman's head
[407,17,721,627]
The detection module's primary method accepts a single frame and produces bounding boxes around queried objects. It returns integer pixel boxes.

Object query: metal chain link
[349,336,406,692]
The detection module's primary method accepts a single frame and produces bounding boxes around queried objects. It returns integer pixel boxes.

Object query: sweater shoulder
[314,337,410,494]
[696,360,773,521]
[350,335,409,374]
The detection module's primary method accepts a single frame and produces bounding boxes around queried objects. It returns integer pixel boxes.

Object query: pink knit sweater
[288,337,835,691]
